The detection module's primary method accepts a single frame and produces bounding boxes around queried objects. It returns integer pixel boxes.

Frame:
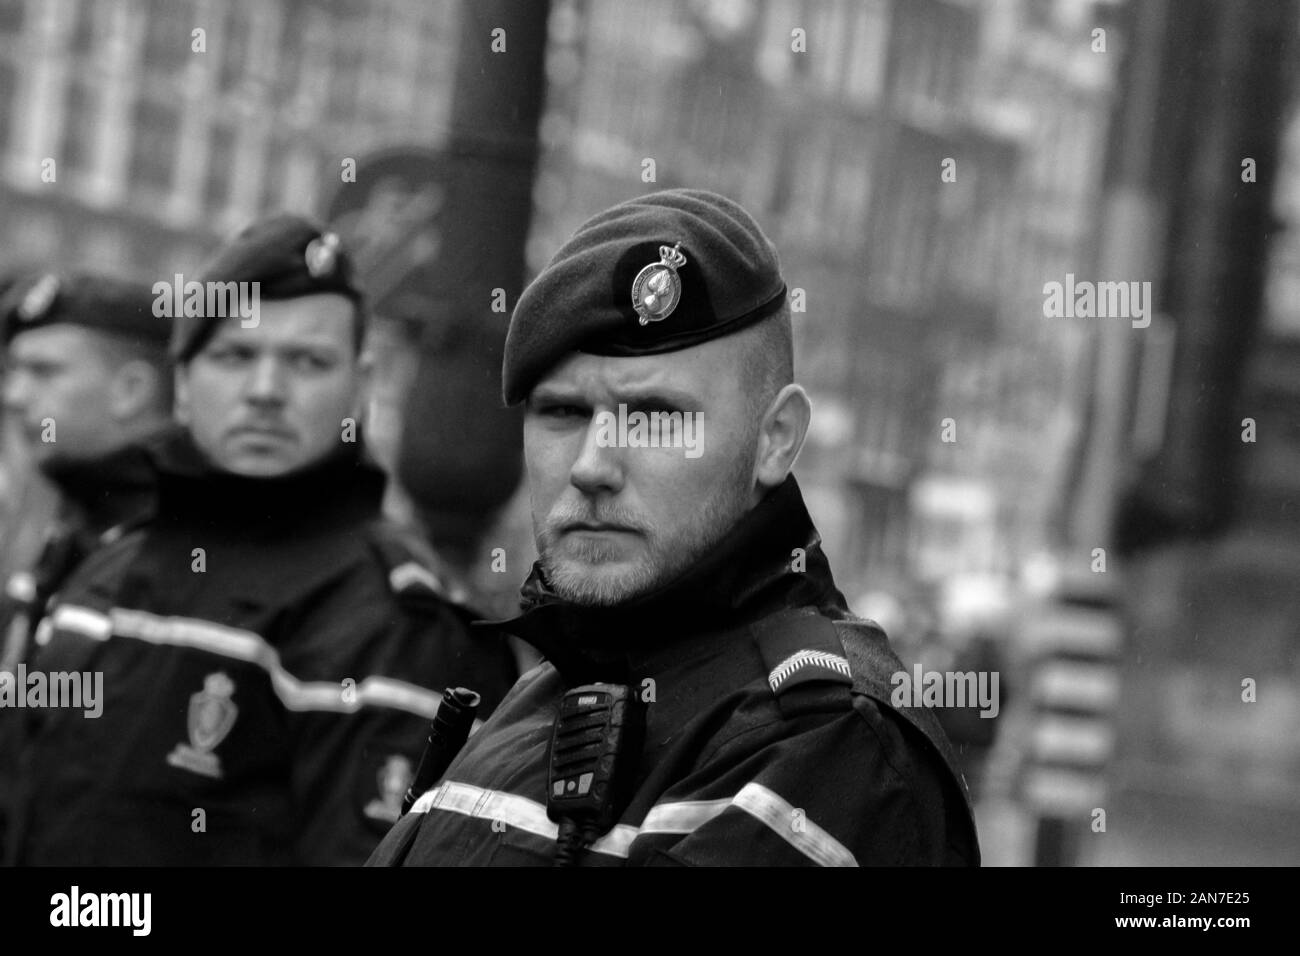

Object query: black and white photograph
[0,0,1294,935]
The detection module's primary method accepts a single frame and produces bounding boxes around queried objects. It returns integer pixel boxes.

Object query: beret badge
[631,242,687,325]
[304,231,342,279]
[17,274,60,322]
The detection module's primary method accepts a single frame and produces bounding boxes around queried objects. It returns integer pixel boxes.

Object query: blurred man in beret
[370,189,980,866]
[4,215,517,865]
[0,273,173,860]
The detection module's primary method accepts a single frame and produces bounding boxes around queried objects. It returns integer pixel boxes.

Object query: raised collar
[38,434,161,537]
[487,475,848,684]
[144,425,387,536]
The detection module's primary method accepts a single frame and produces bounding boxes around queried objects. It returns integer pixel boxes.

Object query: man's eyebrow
[527,386,585,407]
[614,388,698,410]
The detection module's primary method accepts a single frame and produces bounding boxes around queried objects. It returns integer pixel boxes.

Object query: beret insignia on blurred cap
[502,188,787,405]
[631,242,687,325]
[305,231,342,279]
[173,214,364,362]
[18,274,60,323]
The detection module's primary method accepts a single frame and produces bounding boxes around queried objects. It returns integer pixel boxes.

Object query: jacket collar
[38,433,162,537]
[144,425,386,535]
[489,474,848,684]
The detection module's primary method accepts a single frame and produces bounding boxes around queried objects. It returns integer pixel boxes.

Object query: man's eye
[206,346,252,364]
[288,353,332,372]
[539,404,587,419]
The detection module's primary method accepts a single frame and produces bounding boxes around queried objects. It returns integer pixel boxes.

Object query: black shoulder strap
[753,607,980,863]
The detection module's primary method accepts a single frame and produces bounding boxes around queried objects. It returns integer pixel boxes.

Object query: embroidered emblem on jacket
[767,649,852,693]
[166,672,238,779]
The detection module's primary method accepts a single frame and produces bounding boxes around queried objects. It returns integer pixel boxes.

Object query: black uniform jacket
[2,428,517,865]
[0,439,159,861]
[368,476,981,866]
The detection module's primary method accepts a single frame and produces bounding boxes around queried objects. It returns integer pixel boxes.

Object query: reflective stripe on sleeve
[409,780,858,865]
[47,604,444,718]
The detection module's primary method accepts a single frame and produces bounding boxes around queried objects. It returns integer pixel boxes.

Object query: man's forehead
[208,297,352,346]
[532,349,718,400]
[7,323,98,356]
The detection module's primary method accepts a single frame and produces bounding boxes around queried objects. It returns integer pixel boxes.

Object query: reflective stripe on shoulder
[48,604,444,719]
[389,561,469,605]
[409,780,857,866]
[731,782,857,867]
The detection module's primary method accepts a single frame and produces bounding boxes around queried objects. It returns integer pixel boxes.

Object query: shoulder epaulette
[366,521,472,608]
[752,608,854,699]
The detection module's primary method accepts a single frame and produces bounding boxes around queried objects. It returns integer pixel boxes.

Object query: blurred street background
[1,0,1298,865]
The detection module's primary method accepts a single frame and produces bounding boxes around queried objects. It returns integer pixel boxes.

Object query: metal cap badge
[305,231,342,279]
[631,242,687,325]
[17,274,60,322]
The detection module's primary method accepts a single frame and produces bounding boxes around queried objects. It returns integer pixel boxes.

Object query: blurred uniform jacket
[369,476,980,867]
[3,426,518,865]
[0,440,159,860]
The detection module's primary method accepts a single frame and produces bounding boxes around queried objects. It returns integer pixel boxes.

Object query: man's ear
[109,360,161,423]
[754,383,811,490]
[173,363,192,426]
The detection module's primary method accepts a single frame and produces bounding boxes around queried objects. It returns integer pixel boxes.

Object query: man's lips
[227,425,295,441]
[562,521,638,534]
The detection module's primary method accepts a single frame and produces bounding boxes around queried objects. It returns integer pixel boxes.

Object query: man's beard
[536,449,756,608]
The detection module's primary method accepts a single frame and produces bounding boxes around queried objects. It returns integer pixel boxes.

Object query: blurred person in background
[0,272,173,860]
[3,215,517,865]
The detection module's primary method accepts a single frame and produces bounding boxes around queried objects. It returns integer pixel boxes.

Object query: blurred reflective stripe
[1021,606,1123,656]
[389,561,441,594]
[50,605,113,641]
[47,604,443,718]
[1033,662,1121,710]
[1024,768,1107,813]
[1033,716,1115,765]
[733,782,858,867]
[5,571,35,603]
[410,781,856,865]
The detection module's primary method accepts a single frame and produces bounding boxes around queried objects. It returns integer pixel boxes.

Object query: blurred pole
[394,0,551,564]
[1110,0,1298,548]
[1068,0,1165,550]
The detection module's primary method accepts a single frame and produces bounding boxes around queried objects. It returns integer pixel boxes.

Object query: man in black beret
[370,188,980,866]
[4,214,517,865]
[0,272,173,859]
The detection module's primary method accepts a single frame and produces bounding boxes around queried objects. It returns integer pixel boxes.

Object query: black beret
[1,271,169,348]
[502,188,786,405]
[172,212,364,362]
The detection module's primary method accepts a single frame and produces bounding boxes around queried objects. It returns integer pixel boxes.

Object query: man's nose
[243,355,287,405]
[2,370,31,414]
[569,415,625,496]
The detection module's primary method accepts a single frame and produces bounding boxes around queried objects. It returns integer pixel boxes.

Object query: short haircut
[740,300,794,419]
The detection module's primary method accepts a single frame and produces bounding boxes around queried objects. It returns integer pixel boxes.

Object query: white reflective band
[411,780,857,865]
[51,605,113,641]
[389,561,442,595]
[48,604,444,719]
[732,782,858,867]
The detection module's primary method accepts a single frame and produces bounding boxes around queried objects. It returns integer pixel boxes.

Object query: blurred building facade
[0,0,459,278]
